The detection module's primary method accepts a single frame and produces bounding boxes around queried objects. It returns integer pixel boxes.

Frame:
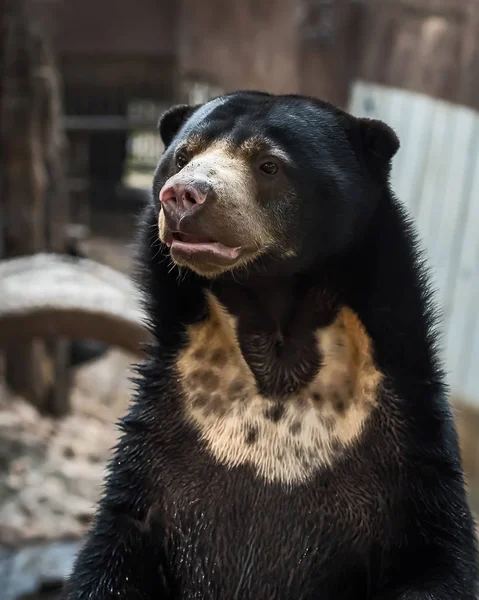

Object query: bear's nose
[159,179,211,217]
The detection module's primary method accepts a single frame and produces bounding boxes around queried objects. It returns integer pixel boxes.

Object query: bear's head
[154,91,399,278]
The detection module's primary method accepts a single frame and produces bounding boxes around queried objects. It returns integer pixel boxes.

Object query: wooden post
[38,36,72,417]
[298,0,365,108]
[2,0,48,408]
[177,0,299,94]
[0,0,6,387]
[1,0,71,415]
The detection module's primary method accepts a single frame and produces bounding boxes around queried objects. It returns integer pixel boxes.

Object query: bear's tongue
[175,232,213,244]
[171,232,241,261]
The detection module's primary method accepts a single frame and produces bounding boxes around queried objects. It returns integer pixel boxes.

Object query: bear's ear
[344,116,400,174]
[358,118,400,163]
[158,104,196,147]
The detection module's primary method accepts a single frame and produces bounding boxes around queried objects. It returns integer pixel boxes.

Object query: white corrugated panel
[349,81,479,406]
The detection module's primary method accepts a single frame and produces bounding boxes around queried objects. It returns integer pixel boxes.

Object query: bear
[65,91,478,599]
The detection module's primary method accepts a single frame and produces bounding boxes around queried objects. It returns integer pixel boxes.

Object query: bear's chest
[156,451,387,600]
[175,295,382,486]
[153,292,388,596]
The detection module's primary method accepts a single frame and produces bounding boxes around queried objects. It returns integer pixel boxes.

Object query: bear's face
[154,92,399,278]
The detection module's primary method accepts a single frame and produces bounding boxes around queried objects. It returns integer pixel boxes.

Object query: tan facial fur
[176,292,382,485]
[159,140,277,276]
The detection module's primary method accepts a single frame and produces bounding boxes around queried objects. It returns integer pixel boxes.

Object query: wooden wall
[177,0,299,96]
[357,0,479,111]
[177,0,361,106]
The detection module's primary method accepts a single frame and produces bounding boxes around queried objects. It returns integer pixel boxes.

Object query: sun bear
[65,91,478,599]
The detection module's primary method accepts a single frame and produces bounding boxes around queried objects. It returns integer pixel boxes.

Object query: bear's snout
[159,177,212,222]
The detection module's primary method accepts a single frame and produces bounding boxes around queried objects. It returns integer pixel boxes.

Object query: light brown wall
[31,0,361,106]
[357,0,479,111]
[31,0,177,57]
[298,0,364,107]
[177,0,299,95]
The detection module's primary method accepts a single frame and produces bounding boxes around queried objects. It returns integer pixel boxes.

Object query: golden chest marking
[176,292,382,484]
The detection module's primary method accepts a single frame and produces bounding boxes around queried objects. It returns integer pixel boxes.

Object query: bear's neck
[211,273,339,397]
[142,192,441,392]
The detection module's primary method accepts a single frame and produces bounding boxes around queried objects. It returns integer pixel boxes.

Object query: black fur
[65,92,478,599]
[158,104,196,147]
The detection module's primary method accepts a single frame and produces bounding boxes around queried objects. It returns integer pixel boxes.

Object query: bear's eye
[176,153,188,170]
[259,161,279,176]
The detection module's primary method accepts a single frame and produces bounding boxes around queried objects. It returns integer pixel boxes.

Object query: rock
[0,349,135,544]
[0,540,82,600]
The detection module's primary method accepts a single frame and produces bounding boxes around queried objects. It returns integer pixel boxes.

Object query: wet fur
[65,92,478,599]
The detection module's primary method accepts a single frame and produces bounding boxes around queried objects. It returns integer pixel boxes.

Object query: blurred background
[1,0,479,597]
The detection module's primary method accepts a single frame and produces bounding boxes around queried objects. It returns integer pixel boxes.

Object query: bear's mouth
[169,231,242,263]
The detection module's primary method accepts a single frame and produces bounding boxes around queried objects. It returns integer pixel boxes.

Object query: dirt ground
[0,229,139,598]
[0,348,137,599]
[0,348,135,544]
